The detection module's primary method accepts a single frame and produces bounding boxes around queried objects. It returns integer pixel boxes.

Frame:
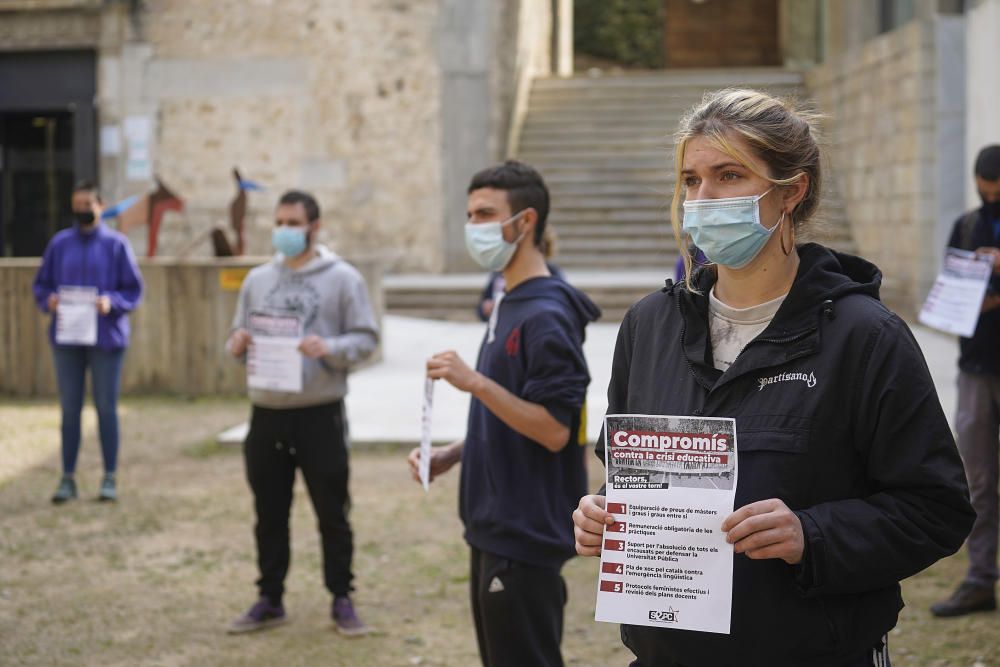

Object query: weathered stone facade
[805,16,966,315]
[966,0,1000,206]
[0,0,555,270]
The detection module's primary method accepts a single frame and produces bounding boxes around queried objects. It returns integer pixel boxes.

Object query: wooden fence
[0,256,383,397]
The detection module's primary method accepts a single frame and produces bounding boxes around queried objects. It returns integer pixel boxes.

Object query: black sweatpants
[244,401,353,604]
[469,547,567,667]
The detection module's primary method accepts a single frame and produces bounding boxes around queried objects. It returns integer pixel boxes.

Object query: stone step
[555,223,671,238]
[558,238,676,253]
[549,209,674,224]
[528,89,803,109]
[529,162,671,176]
[547,194,668,209]
[523,113,682,127]
[384,271,670,322]
[520,149,672,163]
[521,137,674,152]
[524,104,698,119]
[531,68,804,90]
[543,171,672,185]
[522,112,679,125]
[526,100,698,114]
[556,252,673,269]
[520,126,682,142]
[527,88,802,107]
[548,181,673,196]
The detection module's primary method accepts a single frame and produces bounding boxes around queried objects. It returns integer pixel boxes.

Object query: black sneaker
[228,597,288,634]
[930,582,997,617]
[98,474,117,502]
[51,476,77,504]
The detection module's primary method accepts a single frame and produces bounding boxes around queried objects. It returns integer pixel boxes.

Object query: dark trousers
[469,547,567,667]
[52,345,125,474]
[956,371,1000,587]
[244,401,353,604]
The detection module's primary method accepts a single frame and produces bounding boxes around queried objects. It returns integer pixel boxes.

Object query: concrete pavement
[218,313,960,447]
[335,314,961,447]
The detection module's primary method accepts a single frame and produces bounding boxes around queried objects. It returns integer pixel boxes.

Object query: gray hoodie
[230,245,379,408]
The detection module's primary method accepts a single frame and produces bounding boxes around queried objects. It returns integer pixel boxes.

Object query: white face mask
[464,212,526,271]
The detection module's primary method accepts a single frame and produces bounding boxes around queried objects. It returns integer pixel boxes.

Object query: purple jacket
[33,223,144,350]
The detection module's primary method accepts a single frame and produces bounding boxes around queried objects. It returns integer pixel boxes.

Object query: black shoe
[930,582,997,617]
[98,473,117,502]
[51,476,77,504]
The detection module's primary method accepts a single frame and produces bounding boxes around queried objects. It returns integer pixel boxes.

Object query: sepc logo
[648,607,680,624]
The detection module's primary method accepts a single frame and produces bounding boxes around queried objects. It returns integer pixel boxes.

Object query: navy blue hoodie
[460,275,601,568]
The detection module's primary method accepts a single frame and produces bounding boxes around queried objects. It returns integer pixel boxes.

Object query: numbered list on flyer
[595,414,738,635]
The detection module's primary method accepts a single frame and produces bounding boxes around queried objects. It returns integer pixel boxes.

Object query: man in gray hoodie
[225,190,379,636]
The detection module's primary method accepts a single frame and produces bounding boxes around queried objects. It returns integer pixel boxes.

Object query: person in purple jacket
[32,180,144,504]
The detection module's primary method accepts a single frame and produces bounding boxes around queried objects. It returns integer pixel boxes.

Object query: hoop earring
[779,212,793,256]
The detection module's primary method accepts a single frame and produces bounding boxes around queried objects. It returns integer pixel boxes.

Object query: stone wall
[966,0,1000,207]
[805,16,965,316]
[436,0,553,271]
[0,1,447,270]
[133,0,446,271]
[1,0,556,272]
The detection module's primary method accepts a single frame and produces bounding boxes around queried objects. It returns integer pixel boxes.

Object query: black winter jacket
[597,243,974,667]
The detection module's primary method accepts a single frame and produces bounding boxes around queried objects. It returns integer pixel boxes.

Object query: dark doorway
[0,50,96,257]
[1,113,75,256]
[663,0,781,68]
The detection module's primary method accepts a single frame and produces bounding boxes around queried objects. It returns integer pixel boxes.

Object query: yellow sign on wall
[219,268,250,291]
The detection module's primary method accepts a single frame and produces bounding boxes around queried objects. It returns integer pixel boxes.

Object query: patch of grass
[1,399,997,666]
[183,438,240,459]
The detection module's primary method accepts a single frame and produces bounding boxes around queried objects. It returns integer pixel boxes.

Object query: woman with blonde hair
[572,89,973,666]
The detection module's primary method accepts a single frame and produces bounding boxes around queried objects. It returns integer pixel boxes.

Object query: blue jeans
[51,345,126,475]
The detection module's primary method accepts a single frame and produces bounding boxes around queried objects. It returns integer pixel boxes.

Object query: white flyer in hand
[55,286,99,346]
[419,377,434,492]
[918,248,994,338]
[595,414,738,635]
[247,311,303,393]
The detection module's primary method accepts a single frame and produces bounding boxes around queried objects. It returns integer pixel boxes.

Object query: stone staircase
[384,270,668,323]
[519,68,855,269]
[386,68,857,321]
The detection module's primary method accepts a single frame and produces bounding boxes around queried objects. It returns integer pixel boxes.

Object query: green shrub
[574,0,665,68]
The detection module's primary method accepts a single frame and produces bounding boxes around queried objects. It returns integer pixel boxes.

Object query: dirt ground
[0,397,997,667]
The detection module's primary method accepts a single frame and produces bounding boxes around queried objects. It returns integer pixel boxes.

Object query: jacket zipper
[81,231,91,287]
[677,295,714,417]
[748,327,815,348]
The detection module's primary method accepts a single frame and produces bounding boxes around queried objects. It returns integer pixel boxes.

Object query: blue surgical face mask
[682,189,783,269]
[272,225,309,257]
[465,213,526,271]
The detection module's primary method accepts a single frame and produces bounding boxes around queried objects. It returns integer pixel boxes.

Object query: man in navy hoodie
[408,161,600,667]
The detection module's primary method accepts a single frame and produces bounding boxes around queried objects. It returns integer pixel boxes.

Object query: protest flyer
[55,286,99,346]
[419,377,434,492]
[918,248,994,337]
[246,311,303,393]
[595,414,737,635]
